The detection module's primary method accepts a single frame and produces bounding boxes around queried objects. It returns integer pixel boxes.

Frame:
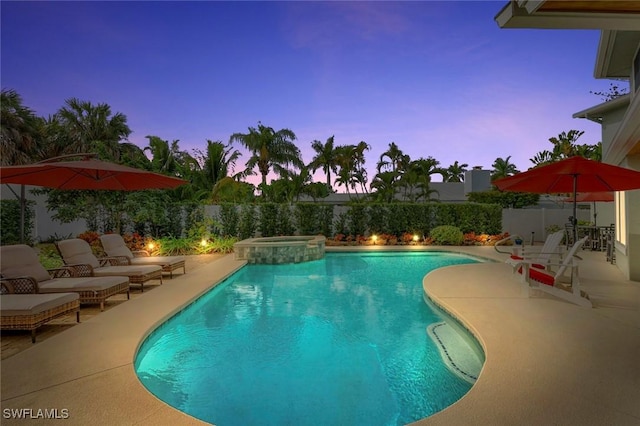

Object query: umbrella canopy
[0,155,187,243]
[0,158,187,190]
[563,191,615,203]
[494,156,640,240]
[562,192,615,227]
[493,156,640,194]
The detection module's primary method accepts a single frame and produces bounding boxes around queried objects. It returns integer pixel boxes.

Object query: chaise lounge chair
[99,234,186,278]
[0,244,130,311]
[57,238,162,292]
[1,280,80,343]
[512,236,591,308]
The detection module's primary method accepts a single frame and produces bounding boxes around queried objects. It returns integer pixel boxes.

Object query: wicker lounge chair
[0,244,130,311]
[57,238,162,292]
[99,234,186,278]
[1,280,80,343]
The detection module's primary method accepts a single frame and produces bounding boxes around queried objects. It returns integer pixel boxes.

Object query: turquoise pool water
[135,251,484,425]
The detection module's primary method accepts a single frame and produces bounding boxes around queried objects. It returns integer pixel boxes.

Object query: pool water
[135,252,484,425]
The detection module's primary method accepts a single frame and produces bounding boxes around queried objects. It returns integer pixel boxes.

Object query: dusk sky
[1,1,615,185]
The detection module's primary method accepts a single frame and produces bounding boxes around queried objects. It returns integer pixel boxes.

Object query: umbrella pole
[572,175,578,245]
[20,184,25,244]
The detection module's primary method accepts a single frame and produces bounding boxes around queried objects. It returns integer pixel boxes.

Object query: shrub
[77,231,105,256]
[37,244,64,269]
[259,203,279,237]
[238,204,257,239]
[218,203,239,237]
[0,199,35,245]
[430,225,464,245]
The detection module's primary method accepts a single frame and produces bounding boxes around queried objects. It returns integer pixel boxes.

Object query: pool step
[427,322,483,385]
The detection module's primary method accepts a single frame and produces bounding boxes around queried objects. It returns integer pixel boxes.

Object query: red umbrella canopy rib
[494,156,640,194]
[0,159,187,190]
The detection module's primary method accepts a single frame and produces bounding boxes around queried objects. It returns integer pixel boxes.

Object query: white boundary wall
[502,208,590,243]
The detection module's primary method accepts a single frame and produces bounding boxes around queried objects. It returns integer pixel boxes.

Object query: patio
[1,246,638,425]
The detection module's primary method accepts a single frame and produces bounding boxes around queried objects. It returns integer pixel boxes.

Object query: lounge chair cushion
[0,293,79,316]
[92,265,161,277]
[129,256,185,268]
[57,239,101,269]
[37,276,129,293]
[99,234,135,259]
[529,267,554,286]
[0,245,52,283]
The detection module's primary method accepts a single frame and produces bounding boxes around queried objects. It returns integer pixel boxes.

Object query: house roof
[572,94,630,123]
[495,1,640,30]
[595,30,640,78]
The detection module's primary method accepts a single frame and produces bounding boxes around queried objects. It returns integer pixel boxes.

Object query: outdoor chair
[0,244,130,311]
[56,238,163,292]
[504,230,565,272]
[1,280,80,343]
[99,234,186,278]
[512,236,591,308]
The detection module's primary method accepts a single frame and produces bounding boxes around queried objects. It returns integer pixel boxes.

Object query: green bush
[278,204,295,235]
[218,203,239,237]
[238,204,257,239]
[347,204,367,237]
[295,203,321,235]
[430,225,464,245]
[259,203,279,237]
[0,199,35,245]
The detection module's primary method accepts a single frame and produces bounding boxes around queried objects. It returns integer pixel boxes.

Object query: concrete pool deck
[1,246,639,425]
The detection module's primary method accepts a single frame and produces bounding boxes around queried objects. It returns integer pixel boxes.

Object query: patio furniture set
[0,236,186,342]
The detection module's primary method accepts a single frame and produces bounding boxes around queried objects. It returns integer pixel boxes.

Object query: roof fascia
[495,2,640,30]
[572,94,631,123]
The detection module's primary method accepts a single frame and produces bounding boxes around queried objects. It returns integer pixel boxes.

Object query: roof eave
[495,2,640,30]
[573,94,631,122]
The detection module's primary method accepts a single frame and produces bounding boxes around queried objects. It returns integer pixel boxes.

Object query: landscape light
[372,235,378,245]
[200,239,208,247]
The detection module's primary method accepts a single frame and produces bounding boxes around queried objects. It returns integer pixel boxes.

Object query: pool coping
[1,246,639,425]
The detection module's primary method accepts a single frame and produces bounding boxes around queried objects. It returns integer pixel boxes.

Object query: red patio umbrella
[563,192,615,226]
[563,191,615,203]
[0,158,187,190]
[0,154,188,242]
[494,156,640,241]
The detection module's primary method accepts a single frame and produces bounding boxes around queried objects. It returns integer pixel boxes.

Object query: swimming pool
[135,251,485,425]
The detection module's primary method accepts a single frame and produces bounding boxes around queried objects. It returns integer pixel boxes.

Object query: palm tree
[0,89,39,165]
[193,140,242,191]
[308,135,339,191]
[334,142,371,196]
[530,130,600,167]
[529,150,555,167]
[144,136,185,176]
[400,157,441,201]
[370,171,397,203]
[491,156,519,181]
[229,122,303,188]
[56,98,131,160]
[443,161,468,183]
[377,142,409,177]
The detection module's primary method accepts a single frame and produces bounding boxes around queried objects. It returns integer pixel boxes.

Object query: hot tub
[233,235,326,264]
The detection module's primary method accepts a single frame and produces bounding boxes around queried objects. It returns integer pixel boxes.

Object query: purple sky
[1,1,612,184]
